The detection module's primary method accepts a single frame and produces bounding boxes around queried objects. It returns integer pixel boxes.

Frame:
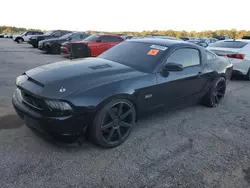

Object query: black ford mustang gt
[12,39,233,148]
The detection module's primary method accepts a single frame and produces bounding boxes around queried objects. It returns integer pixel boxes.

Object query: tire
[88,98,136,148]
[202,76,226,107]
[245,68,250,80]
[17,38,24,43]
[32,44,38,48]
[51,44,61,54]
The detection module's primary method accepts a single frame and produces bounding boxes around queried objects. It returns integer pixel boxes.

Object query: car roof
[222,39,250,43]
[97,33,123,37]
[128,38,190,47]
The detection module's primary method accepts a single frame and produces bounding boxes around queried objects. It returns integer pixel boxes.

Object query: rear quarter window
[206,51,217,61]
[210,41,248,48]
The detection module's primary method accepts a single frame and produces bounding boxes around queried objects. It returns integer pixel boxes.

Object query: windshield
[98,41,168,73]
[58,33,73,39]
[210,40,248,48]
[43,31,53,35]
[83,34,100,42]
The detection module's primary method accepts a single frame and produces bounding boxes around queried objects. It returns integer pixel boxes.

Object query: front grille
[20,90,44,110]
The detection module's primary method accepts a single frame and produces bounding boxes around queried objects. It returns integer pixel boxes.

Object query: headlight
[45,42,51,46]
[16,75,28,86]
[45,100,72,112]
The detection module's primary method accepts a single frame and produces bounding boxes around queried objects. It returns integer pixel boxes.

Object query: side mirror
[68,37,72,41]
[96,39,101,42]
[163,62,183,72]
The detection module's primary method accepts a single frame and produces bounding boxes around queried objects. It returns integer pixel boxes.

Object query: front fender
[66,80,136,111]
[66,73,156,112]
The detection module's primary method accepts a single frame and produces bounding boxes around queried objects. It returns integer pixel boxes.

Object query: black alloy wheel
[202,77,226,107]
[52,44,61,54]
[211,78,226,106]
[89,99,136,148]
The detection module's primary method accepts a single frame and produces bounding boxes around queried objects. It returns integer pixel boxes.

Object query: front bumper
[61,46,70,57]
[28,39,38,46]
[39,43,51,52]
[12,89,86,136]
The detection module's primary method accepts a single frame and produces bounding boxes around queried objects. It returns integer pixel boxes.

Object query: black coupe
[38,32,89,54]
[12,39,233,148]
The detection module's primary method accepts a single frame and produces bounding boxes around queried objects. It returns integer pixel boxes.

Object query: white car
[207,39,250,80]
[13,31,44,43]
[4,33,10,38]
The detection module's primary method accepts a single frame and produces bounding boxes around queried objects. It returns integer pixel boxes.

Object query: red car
[61,34,124,57]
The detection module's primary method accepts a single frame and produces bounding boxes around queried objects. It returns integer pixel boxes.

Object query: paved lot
[1,38,250,188]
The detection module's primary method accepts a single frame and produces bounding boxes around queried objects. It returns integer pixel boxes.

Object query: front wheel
[51,44,61,54]
[17,38,24,43]
[88,99,136,148]
[202,77,226,107]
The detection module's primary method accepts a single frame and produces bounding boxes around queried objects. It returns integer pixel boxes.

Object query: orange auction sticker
[147,49,159,56]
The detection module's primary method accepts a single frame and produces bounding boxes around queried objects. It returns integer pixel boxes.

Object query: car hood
[40,38,66,44]
[30,35,54,40]
[21,58,145,99]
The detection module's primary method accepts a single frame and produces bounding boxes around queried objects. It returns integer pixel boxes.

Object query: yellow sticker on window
[147,49,159,56]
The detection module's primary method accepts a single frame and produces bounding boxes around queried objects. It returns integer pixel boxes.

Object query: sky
[1,0,249,32]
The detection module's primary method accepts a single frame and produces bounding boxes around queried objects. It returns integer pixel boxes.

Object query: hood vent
[89,64,112,70]
[27,77,44,87]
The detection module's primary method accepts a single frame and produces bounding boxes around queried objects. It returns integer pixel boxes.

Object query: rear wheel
[202,77,226,107]
[88,99,136,148]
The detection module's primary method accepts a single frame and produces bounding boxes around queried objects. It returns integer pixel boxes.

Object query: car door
[94,36,121,56]
[95,36,112,56]
[156,47,208,108]
[23,31,33,41]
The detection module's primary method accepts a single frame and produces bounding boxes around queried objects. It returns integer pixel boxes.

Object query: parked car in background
[38,32,89,54]
[13,38,233,148]
[61,34,124,57]
[125,36,134,40]
[214,35,230,40]
[180,36,199,41]
[188,40,209,48]
[13,31,44,43]
[149,35,183,41]
[242,36,250,40]
[4,33,11,38]
[0,33,6,38]
[28,30,72,48]
[199,38,218,45]
[207,39,250,80]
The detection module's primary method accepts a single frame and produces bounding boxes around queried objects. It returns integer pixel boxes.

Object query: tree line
[1,26,250,39]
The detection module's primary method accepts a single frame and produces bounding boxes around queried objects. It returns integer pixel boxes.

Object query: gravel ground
[0,38,250,188]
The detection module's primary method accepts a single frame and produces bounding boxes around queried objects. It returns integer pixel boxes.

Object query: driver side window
[53,31,61,37]
[71,33,82,40]
[166,48,200,68]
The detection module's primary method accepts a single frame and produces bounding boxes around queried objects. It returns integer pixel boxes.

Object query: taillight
[226,54,245,59]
